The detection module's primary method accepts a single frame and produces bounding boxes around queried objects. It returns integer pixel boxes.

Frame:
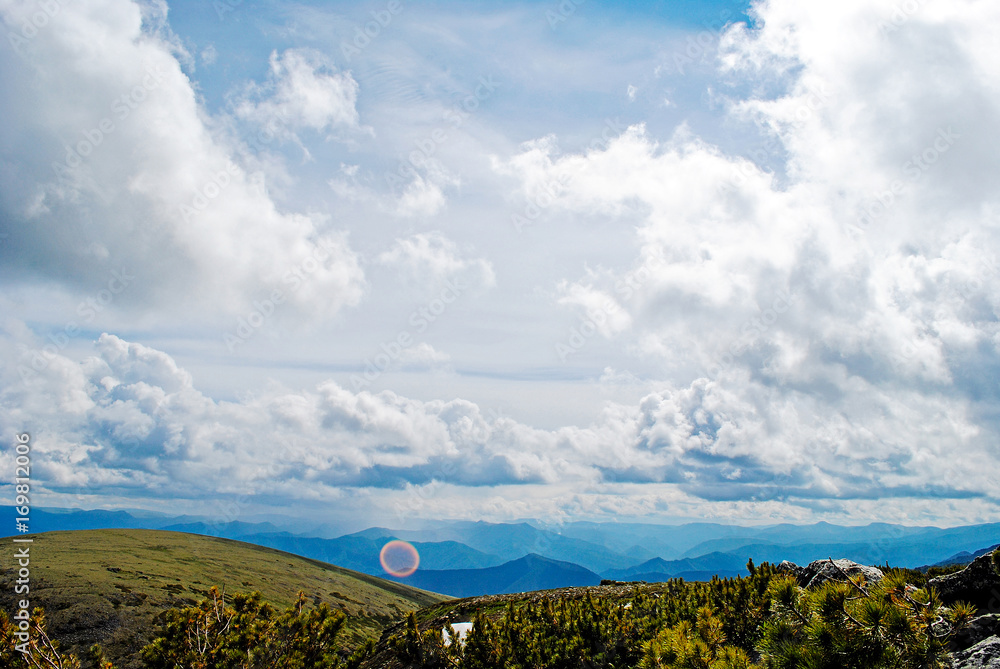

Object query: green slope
[0,529,448,668]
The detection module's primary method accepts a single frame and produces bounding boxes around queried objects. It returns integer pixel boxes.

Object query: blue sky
[2,0,1000,531]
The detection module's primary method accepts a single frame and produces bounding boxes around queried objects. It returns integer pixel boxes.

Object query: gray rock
[930,549,1000,611]
[953,615,1000,652]
[774,558,883,589]
[776,560,807,581]
[805,559,884,589]
[951,635,1000,669]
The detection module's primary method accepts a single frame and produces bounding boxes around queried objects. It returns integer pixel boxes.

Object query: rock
[953,615,1000,653]
[776,560,807,582]
[776,558,884,589]
[930,549,1000,611]
[802,559,884,589]
[950,636,1000,669]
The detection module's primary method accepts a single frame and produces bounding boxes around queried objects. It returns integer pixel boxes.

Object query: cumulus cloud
[490,0,1000,514]
[234,48,364,143]
[0,0,365,323]
[3,0,999,525]
[378,232,496,290]
[1,334,562,500]
[1,333,995,524]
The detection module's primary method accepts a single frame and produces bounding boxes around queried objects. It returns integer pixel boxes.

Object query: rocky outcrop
[930,549,1000,611]
[952,615,1000,653]
[776,560,807,582]
[776,558,884,589]
[951,636,1000,668]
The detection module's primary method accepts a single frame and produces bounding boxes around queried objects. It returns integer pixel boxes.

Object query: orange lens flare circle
[379,540,420,577]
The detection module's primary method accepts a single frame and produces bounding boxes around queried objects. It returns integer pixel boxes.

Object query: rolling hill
[0,529,447,669]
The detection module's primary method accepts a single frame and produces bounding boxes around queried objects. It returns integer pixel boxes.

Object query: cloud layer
[1,329,995,525]
[1,0,999,526]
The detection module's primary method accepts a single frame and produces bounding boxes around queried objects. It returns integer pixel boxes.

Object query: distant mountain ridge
[922,543,1000,570]
[7,508,998,599]
[384,554,602,598]
[348,521,641,572]
[220,531,505,573]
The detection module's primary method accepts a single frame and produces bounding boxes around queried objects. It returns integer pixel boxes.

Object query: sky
[1,0,999,532]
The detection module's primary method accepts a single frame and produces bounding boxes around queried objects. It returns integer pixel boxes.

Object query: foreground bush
[392,560,976,669]
[2,563,978,669]
[758,569,975,669]
[141,587,346,669]
[2,587,354,669]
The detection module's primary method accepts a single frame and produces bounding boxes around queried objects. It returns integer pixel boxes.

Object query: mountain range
[6,508,997,598]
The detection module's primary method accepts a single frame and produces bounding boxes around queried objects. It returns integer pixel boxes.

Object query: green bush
[4,563,979,669]
[758,568,975,668]
[141,587,346,669]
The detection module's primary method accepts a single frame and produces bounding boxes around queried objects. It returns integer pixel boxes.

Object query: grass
[0,529,449,668]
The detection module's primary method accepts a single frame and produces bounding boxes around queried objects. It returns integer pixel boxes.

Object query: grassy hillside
[0,529,448,668]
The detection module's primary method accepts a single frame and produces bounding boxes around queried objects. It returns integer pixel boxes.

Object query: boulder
[950,636,1000,669]
[776,560,807,582]
[930,549,1000,611]
[776,558,884,589]
[802,559,884,589]
[953,615,1000,654]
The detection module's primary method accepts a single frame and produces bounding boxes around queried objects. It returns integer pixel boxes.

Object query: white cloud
[489,0,1000,517]
[378,232,495,290]
[556,280,632,339]
[235,48,362,137]
[201,44,217,66]
[0,0,366,324]
[395,175,449,217]
[398,342,452,369]
[3,0,1000,526]
[1,333,996,525]
[329,169,459,219]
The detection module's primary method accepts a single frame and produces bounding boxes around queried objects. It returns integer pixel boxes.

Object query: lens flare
[379,540,420,577]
